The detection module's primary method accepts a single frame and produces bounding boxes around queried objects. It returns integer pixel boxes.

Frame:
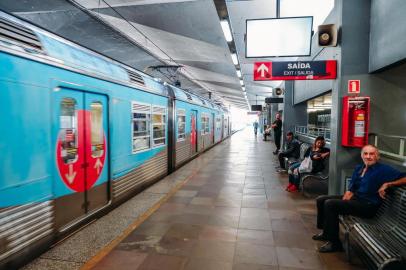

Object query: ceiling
[0,0,288,109]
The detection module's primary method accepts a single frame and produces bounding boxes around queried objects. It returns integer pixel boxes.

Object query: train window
[152,106,166,146]
[132,102,151,152]
[90,102,104,157]
[201,114,210,135]
[216,117,222,132]
[177,109,186,141]
[59,98,78,164]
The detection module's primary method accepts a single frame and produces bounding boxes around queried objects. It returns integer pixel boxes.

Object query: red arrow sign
[253,62,272,80]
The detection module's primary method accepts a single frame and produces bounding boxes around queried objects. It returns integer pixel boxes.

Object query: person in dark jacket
[312,144,406,253]
[277,131,300,171]
[271,113,282,155]
[286,136,330,192]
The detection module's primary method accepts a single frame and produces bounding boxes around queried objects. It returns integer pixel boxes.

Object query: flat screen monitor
[265,97,284,104]
[246,16,313,58]
[251,105,262,111]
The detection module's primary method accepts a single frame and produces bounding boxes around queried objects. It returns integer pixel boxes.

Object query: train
[0,11,231,269]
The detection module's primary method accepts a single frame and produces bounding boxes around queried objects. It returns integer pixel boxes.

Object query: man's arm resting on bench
[378,176,406,199]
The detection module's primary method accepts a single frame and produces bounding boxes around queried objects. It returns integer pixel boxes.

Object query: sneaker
[285,183,294,191]
[288,185,298,192]
[276,168,287,173]
[312,232,327,241]
[318,241,343,253]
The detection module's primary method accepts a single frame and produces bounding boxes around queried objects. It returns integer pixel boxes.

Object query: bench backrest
[299,143,311,160]
[371,185,406,255]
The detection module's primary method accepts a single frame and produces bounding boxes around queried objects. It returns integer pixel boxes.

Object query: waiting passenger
[313,144,406,253]
[271,113,282,154]
[286,136,330,192]
[276,131,300,172]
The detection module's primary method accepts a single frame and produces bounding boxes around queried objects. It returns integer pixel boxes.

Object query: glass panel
[177,115,186,140]
[280,0,334,32]
[132,109,151,152]
[152,112,166,146]
[59,98,78,164]
[91,102,104,157]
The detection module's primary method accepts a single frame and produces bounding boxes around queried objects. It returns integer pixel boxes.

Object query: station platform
[22,128,364,270]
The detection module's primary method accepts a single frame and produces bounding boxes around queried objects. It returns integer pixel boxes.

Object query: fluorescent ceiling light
[236,70,242,77]
[221,20,233,42]
[231,53,238,65]
[239,80,244,86]
[242,86,246,91]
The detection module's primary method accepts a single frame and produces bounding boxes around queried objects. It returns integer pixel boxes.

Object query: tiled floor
[91,128,365,270]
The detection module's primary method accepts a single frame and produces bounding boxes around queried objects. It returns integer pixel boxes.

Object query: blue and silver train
[0,11,231,269]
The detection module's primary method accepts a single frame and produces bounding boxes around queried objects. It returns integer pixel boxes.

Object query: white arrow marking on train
[257,64,269,77]
[94,158,103,175]
[65,164,76,184]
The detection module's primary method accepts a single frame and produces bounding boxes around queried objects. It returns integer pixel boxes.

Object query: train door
[190,110,198,155]
[53,88,109,229]
[221,115,225,140]
[211,113,215,144]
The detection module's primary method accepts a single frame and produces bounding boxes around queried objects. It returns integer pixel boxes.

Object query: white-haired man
[313,145,406,252]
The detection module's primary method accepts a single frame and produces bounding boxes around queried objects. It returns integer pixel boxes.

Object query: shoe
[288,185,298,192]
[318,241,343,253]
[273,151,279,155]
[312,232,327,241]
[276,168,287,173]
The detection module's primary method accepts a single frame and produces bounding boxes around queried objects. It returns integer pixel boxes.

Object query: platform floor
[23,128,365,270]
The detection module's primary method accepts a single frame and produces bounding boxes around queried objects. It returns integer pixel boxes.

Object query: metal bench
[283,142,329,197]
[283,142,310,170]
[339,186,406,270]
[300,158,329,198]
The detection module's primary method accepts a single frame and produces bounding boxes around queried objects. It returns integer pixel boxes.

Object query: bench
[339,186,406,270]
[300,158,329,198]
[283,142,310,170]
[283,141,329,197]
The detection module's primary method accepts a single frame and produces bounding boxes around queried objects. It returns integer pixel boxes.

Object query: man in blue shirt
[312,144,406,253]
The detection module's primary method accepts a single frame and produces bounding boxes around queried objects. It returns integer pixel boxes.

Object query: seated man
[276,131,300,172]
[263,125,271,141]
[313,144,406,252]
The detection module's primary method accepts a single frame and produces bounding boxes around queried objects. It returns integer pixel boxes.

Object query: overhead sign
[348,80,360,94]
[265,97,284,104]
[254,60,337,81]
[251,105,262,111]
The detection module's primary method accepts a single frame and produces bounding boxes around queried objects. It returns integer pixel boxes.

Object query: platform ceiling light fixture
[236,70,242,78]
[242,86,246,91]
[239,80,244,86]
[231,53,238,65]
[220,19,233,42]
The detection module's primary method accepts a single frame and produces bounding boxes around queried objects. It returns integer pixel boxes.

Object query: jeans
[288,162,301,186]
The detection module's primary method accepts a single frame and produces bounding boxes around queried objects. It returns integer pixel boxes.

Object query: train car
[0,11,231,269]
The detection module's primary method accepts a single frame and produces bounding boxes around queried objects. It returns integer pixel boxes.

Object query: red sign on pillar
[348,80,360,94]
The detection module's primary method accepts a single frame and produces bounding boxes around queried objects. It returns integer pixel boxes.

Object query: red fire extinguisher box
[341,96,370,148]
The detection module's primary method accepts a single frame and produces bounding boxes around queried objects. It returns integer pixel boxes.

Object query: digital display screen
[246,16,313,57]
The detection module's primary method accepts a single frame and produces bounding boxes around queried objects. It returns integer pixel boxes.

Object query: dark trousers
[278,152,290,169]
[274,131,281,151]
[316,195,379,242]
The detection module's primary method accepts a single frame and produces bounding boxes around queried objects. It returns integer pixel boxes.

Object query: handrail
[295,125,331,141]
[369,133,406,162]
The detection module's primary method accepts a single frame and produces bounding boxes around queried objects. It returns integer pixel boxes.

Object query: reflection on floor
[92,128,365,270]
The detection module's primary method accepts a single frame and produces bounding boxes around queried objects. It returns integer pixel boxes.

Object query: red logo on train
[56,109,106,192]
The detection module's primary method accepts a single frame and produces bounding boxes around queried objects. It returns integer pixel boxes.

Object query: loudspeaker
[318,24,337,47]
[274,88,283,96]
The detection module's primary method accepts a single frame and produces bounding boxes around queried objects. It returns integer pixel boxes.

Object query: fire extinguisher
[351,104,366,146]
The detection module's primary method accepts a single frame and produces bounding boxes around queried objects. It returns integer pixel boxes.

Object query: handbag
[298,156,313,173]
